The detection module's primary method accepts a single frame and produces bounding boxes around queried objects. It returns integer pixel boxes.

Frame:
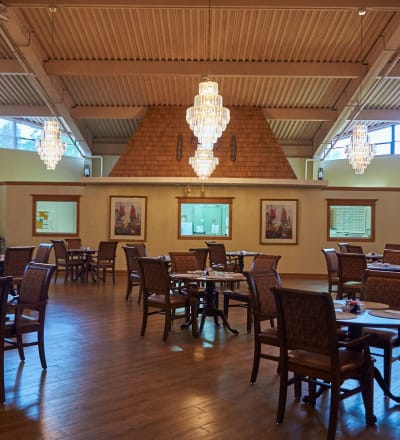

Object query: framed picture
[260,199,298,244]
[109,196,147,241]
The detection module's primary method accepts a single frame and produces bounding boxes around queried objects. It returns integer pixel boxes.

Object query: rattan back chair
[51,239,85,283]
[382,249,400,265]
[33,243,53,264]
[122,245,143,302]
[321,248,339,295]
[189,248,209,270]
[361,269,400,391]
[0,276,12,402]
[272,286,375,440]
[336,252,367,299]
[4,262,55,369]
[88,241,118,284]
[2,246,35,294]
[138,257,191,341]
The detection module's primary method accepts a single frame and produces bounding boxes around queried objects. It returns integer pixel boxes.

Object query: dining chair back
[223,254,282,334]
[0,276,12,402]
[382,249,400,265]
[361,269,400,390]
[272,286,375,440]
[336,252,367,299]
[337,242,349,253]
[4,262,55,369]
[64,238,82,250]
[247,269,281,384]
[384,243,400,250]
[2,246,35,294]
[189,248,209,270]
[138,257,190,341]
[169,251,198,273]
[346,244,364,254]
[125,242,147,257]
[33,243,53,264]
[51,239,85,283]
[89,241,118,284]
[122,245,143,302]
[205,242,237,271]
[321,248,339,294]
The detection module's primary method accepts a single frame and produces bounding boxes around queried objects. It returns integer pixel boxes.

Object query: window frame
[326,198,376,242]
[177,196,233,240]
[32,194,80,237]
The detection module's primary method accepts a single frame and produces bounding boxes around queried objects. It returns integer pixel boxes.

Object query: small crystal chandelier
[186,78,230,149]
[36,120,66,170]
[345,9,375,175]
[189,145,219,180]
[345,124,375,174]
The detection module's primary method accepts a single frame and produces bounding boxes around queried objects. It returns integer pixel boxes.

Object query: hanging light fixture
[36,120,66,170]
[345,8,375,174]
[189,145,219,180]
[36,7,66,170]
[186,0,230,169]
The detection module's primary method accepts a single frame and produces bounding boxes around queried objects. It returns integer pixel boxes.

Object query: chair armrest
[338,333,371,349]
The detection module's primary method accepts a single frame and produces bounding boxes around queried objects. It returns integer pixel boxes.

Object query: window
[177,197,233,239]
[32,195,80,237]
[0,117,81,157]
[326,199,376,242]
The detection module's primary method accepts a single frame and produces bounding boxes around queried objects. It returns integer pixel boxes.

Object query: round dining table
[336,302,400,403]
[170,270,246,336]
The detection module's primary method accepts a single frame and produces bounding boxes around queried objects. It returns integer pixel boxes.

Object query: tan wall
[4,181,400,275]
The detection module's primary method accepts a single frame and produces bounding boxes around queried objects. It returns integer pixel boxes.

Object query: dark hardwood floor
[1,274,399,439]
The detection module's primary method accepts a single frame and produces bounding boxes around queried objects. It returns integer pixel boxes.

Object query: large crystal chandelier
[186,78,230,150]
[345,9,374,175]
[186,0,229,179]
[36,120,66,170]
[345,124,375,174]
[189,145,219,180]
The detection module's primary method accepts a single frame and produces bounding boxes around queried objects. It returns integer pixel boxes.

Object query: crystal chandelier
[186,78,230,149]
[345,124,375,174]
[189,145,219,180]
[345,9,374,175]
[36,120,66,170]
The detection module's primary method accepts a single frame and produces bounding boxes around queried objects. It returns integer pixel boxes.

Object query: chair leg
[246,305,252,333]
[250,339,261,384]
[327,382,340,440]
[125,280,132,301]
[140,304,148,336]
[223,295,229,318]
[383,346,393,392]
[16,333,25,362]
[137,285,143,304]
[163,311,171,342]
[361,360,376,426]
[38,329,47,369]
[276,371,288,424]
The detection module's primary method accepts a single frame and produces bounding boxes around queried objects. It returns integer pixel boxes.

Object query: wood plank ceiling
[0,1,400,160]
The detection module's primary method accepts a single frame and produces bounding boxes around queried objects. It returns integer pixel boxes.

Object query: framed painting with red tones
[109,196,147,241]
[260,199,298,244]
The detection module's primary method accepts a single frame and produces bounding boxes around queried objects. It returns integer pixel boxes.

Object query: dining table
[365,252,383,262]
[67,248,98,281]
[367,262,400,272]
[226,250,258,273]
[335,300,400,403]
[170,270,246,336]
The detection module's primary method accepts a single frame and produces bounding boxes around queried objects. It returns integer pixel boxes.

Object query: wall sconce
[201,184,206,196]
[230,135,237,161]
[185,184,192,194]
[176,134,183,161]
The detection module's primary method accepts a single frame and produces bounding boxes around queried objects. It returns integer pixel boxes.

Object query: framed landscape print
[109,196,147,241]
[260,199,298,244]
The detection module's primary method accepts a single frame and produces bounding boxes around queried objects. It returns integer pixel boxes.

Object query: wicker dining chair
[51,239,85,283]
[321,248,339,295]
[360,269,400,392]
[382,249,400,265]
[4,262,55,369]
[336,252,367,299]
[223,254,281,333]
[122,245,143,302]
[2,246,35,294]
[138,257,191,341]
[272,286,375,440]
[88,241,118,284]
[0,276,12,402]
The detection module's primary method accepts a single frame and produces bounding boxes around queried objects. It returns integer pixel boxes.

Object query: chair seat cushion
[148,293,188,306]
[289,348,366,377]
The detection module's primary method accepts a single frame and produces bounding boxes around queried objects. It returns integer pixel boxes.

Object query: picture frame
[260,199,298,244]
[109,196,147,241]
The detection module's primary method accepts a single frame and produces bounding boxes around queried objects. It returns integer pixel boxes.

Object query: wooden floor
[1,274,399,440]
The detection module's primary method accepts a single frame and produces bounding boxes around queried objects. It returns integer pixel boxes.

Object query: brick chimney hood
[110,106,296,180]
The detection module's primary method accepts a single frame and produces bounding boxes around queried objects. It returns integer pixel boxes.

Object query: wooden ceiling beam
[45,60,362,79]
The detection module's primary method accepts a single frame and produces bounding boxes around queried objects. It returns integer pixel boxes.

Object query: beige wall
[3,181,400,276]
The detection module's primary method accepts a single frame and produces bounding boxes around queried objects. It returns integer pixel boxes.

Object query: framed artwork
[109,196,147,241]
[260,199,298,244]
